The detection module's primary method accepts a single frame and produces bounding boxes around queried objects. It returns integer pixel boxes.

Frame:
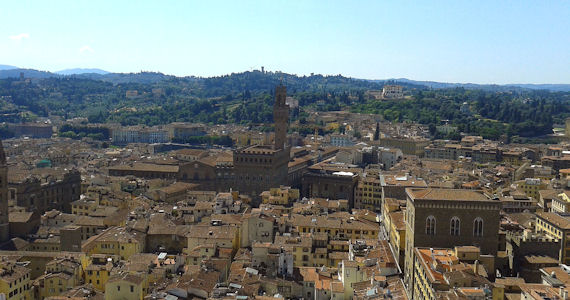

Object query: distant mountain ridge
[0,66,568,91]
[374,78,570,92]
[0,68,172,84]
[55,68,110,75]
[0,68,55,79]
[0,65,18,71]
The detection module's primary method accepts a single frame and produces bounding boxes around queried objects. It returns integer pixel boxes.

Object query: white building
[382,85,404,99]
[330,134,355,147]
[336,148,363,165]
[378,147,403,170]
[111,125,169,144]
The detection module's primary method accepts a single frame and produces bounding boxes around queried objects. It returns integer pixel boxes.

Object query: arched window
[473,217,484,237]
[450,217,460,236]
[426,216,436,235]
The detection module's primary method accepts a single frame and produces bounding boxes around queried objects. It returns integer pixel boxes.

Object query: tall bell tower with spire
[231,84,291,201]
[273,83,289,150]
[0,140,9,242]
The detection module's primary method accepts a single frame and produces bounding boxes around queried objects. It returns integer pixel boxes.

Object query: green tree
[373,122,380,140]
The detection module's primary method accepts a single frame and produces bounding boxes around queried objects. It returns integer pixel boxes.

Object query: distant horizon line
[2,64,569,86]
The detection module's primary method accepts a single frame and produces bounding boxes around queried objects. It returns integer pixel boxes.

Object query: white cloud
[9,33,30,40]
[79,45,94,53]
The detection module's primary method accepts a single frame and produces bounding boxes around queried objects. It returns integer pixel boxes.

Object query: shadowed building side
[0,140,9,242]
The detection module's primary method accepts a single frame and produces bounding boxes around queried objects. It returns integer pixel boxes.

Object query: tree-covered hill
[351,88,570,140]
[0,71,568,141]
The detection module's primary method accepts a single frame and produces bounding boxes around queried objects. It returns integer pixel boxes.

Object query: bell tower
[0,140,9,242]
[273,84,289,150]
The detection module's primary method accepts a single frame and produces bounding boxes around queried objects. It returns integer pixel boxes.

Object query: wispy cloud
[79,45,94,53]
[9,33,30,40]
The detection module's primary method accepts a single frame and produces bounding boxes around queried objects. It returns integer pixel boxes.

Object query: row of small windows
[183,173,274,182]
[425,216,484,237]
[537,219,562,236]
[300,227,376,236]
[237,157,273,163]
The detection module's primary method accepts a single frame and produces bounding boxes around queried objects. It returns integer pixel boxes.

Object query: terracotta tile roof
[407,188,490,202]
[8,211,35,223]
[381,174,427,187]
[290,214,378,231]
[536,212,570,230]
[519,283,563,299]
[415,248,460,284]
[524,255,559,265]
[539,189,562,200]
[185,225,237,241]
[158,182,199,194]
[108,162,178,173]
[495,277,526,287]
[81,226,145,252]
[0,262,30,283]
[107,272,145,285]
[75,216,105,227]
[389,211,405,230]
[175,149,207,156]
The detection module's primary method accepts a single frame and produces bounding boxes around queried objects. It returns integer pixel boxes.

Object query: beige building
[82,226,146,260]
[412,247,503,300]
[104,273,147,300]
[260,186,299,206]
[0,260,31,300]
[185,225,239,256]
[150,182,199,203]
[34,257,83,299]
[379,137,429,157]
[354,175,382,211]
[516,178,548,201]
[240,213,275,247]
[168,122,206,141]
[535,211,570,264]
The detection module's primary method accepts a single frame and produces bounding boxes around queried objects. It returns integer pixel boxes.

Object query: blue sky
[1,0,568,84]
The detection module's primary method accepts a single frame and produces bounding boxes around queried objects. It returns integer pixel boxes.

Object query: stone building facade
[301,171,358,208]
[10,170,81,214]
[177,85,291,201]
[232,85,290,200]
[0,140,9,242]
[233,145,289,199]
[403,188,501,298]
